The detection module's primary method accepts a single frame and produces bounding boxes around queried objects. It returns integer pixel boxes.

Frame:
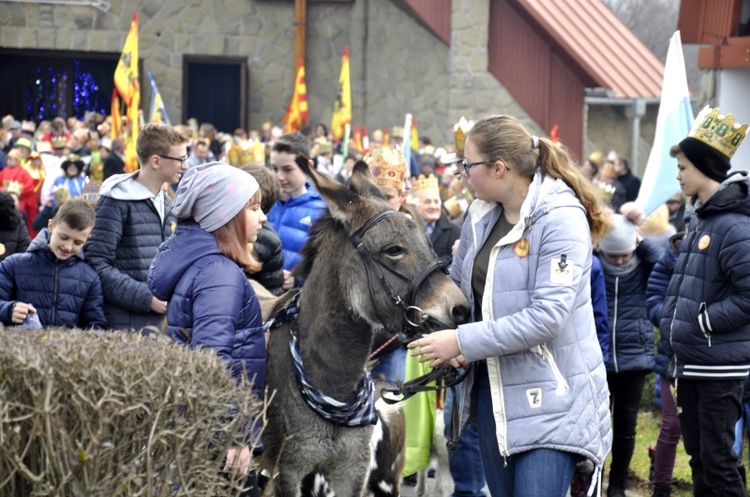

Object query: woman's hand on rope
[408,329,465,368]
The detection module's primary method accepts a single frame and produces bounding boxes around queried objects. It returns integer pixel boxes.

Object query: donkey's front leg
[273,461,305,497]
[328,458,371,497]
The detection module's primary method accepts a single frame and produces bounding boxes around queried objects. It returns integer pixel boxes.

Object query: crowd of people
[0,105,748,497]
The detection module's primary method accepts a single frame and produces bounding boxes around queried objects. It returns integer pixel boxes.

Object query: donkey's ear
[349,161,386,200]
[295,155,361,222]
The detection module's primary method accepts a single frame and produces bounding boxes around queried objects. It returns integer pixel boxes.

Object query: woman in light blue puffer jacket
[410,115,612,497]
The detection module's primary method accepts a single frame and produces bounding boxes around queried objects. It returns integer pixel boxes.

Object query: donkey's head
[294,157,469,336]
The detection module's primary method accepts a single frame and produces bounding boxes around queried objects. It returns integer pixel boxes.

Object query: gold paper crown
[51,136,68,149]
[688,106,748,159]
[595,182,616,204]
[53,185,71,204]
[443,196,463,219]
[453,116,474,159]
[411,174,440,197]
[227,140,265,166]
[364,147,406,190]
[82,180,101,206]
[4,180,23,198]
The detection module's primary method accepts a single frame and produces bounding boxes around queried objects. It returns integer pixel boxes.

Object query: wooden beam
[698,39,750,68]
[294,0,307,75]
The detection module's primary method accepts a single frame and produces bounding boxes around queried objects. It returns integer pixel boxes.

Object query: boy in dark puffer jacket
[662,106,750,497]
[85,123,186,331]
[0,198,106,329]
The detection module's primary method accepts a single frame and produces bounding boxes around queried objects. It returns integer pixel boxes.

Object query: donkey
[261,159,470,497]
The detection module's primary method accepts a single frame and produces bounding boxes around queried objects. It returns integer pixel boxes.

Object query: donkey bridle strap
[349,210,449,335]
[380,364,469,404]
[380,363,470,449]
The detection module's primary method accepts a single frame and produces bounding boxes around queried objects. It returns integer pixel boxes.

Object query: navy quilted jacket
[267,187,326,272]
[602,238,660,374]
[661,172,750,380]
[84,172,175,331]
[0,229,106,329]
[591,255,611,363]
[646,232,684,377]
[0,211,31,262]
[148,223,266,394]
[250,222,284,295]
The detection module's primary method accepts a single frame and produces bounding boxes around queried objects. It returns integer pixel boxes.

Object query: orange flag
[550,124,559,144]
[353,125,363,151]
[124,81,140,172]
[282,59,309,133]
[111,89,122,138]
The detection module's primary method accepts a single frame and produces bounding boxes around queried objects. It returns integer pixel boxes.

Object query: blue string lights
[24,59,108,121]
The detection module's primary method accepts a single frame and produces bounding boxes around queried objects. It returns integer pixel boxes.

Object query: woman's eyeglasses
[461,159,510,176]
[462,159,488,176]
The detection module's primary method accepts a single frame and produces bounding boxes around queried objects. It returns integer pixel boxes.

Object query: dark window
[0,50,118,121]
[183,57,247,133]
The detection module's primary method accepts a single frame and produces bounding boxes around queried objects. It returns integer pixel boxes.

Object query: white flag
[635,31,694,216]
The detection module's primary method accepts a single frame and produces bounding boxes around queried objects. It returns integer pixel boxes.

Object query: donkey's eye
[383,246,406,258]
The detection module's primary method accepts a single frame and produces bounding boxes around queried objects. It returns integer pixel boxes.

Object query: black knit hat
[678,137,731,183]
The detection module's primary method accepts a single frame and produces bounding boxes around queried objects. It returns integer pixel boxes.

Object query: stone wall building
[0,0,662,168]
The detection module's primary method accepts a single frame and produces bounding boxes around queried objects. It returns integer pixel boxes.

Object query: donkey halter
[349,210,469,449]
[348,210,448,335]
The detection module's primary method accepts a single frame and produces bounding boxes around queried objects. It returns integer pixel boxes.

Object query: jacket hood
[28,227,85,261]
[469,172,585,230]
[664,231,685,270]
[98,171,156,200]
[693,170,750,218]
[281,187,323,206]
[149,223,222,300]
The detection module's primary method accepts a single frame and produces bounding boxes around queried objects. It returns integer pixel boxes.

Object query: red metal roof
[403,0,452,45]
[509,0,665,99]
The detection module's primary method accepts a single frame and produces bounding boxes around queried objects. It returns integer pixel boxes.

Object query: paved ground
[399,476,646,496]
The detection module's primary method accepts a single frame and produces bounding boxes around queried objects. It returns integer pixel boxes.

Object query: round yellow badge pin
[698,235,710,250]
[515,239,530,257]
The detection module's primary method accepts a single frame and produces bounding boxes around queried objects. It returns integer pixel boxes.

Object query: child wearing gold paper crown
[660,106,750,497]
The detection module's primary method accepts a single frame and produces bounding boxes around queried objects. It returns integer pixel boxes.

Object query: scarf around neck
[600,252,641,277]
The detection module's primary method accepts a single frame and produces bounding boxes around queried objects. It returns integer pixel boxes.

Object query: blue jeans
[444,386,486,497]
[371,346,406,386]
[474,362,577,496]
[733,400,750,464]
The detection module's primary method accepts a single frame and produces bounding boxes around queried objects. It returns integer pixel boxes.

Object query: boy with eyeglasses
[85,122,188,331]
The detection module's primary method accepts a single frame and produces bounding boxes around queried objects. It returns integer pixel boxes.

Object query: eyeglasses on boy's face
[157,154,189,166]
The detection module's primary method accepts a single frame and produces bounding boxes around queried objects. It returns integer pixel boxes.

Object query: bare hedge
[0,327,263,496]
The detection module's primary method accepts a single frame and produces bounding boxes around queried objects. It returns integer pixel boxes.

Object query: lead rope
[368,332,402,361]
[380,363,471,449]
